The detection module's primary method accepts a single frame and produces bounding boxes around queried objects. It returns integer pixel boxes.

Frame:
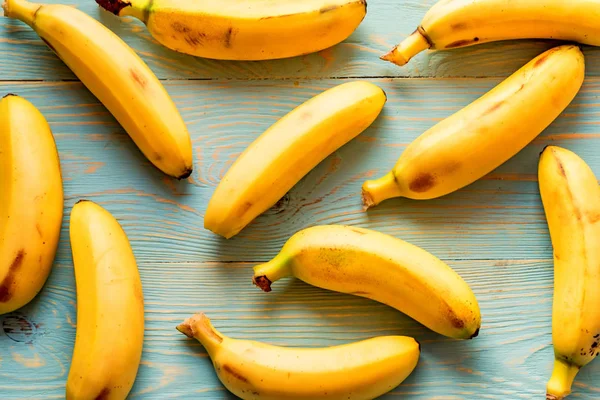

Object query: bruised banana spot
[534,52,551,68]
[587,212,600,224]
[36,223,43,237]
[223,364,249,383]
[94,387,110,400]
[224,27,233,48]
[0,250,26,303]
[445,37,479,49]
[409,173,435,193]
[130,69,147,89]
[171,22,206,47]
[238,201,253,217]
[450,22,468,30]
[482,101,505,117]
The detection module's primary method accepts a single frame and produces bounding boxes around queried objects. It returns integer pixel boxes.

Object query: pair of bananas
[0,95,144,398]
[179,224,481,399]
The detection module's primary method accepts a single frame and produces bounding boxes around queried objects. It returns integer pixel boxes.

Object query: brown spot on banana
[482,101,505,116]
[224,27,233,48]
[130,69,147,89]
[444,37,479,49]
[94,387,111,400]
[223,364,249,383]
[36,223,42,237]
[0,250,26,303]
[409,173,436,193]
[320,4,339,13]
[450,22,468,30]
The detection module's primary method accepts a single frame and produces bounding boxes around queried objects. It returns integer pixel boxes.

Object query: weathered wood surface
[3,0,600,397]
[2,0,600,80]
[0,78,599,398]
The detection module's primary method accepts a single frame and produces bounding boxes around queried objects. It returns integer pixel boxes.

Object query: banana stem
[381,28,431,66]
[3,0,40,24]
[252,255,293,292]
[177,313,224,356]
[546,358,580,400]
[362,171,403,209]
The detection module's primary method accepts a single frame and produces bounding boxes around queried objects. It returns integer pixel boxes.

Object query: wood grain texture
[3,0,600,80]
[1,78,597,263]
[3,259,600,399]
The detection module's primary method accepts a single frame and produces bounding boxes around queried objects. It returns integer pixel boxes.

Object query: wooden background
[2,0,600,398]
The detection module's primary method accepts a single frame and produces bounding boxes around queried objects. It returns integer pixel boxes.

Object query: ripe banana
[67,200,144,400]
[97,0,367,61]
[363,45,584,206]
[539,146,600,400]
[252,225,480,339]
[205,81,386,239]
[0,94,63,315]
[177,313,420,400]
[382,0,600,66]
[3,0,193,179]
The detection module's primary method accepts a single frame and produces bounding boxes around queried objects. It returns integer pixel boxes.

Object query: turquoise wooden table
[2,0,600,398]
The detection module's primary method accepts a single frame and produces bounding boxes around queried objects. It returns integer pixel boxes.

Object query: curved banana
[539,146,600,400]
[3,0,193,179]
[97,0,367,61]
[205,81,386,239]
[67,200,144,400]
[0,94,63,315]
[252,225,480,339]
[363,45,584,206]
[177,313,420,400]
[382,0,600,66]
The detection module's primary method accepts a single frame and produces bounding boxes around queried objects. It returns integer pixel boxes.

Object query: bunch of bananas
[2,0,600,398]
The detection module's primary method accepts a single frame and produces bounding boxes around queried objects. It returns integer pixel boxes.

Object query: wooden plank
[1,259,597,399]
[3,0,600,80]
[2,77,599,262]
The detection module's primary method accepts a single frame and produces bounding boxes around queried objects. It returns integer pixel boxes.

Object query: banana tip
[253,275,272,292]
[546,395,562,400]
[95,0,130,15]
[177,167,193,180]
[361,189,376,211]
[380,47,407,66]
[176,320,195,338]
[469,327,480,339]
[2,93,17,98]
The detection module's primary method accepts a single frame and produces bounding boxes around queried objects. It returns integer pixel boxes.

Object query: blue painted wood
[3,0,600,80]
[2,0,600,397]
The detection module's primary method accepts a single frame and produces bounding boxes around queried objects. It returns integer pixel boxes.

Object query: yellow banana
[97,0,367,61]
[205,81,386,239]
[539,146,600,400]
[177,313,420,400]
[3,0,193,179]
[382,0,600,66]
[67,200,144,400]
[363,45,584,206]
[0,94,63,315]
[252,225,480,339]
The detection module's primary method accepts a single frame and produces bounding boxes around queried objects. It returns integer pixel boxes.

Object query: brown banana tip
[469,327,480,339]
[2,93,17,98]
[95,0,131,15]
[75,199,91,205]
[416,339,421,353]
[361,189,375,211]
[253,275,272,292]
[177,167,193,180]
[176,321,194,338]
[546,395,561,400]
[540,145,552,157]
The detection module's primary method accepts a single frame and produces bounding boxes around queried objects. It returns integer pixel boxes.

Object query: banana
[177,313,420,400]
[3,0,193,179]
[0,94,63,315]
[381,0,600,67]
[539,146,600,400]
[252,225,480,339]
[205,81,386,239]
[96,0,367,61]
[67,200,144,400]
[362,45,584,206]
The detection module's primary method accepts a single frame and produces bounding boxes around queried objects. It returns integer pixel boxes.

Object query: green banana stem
[252,255,293,292]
